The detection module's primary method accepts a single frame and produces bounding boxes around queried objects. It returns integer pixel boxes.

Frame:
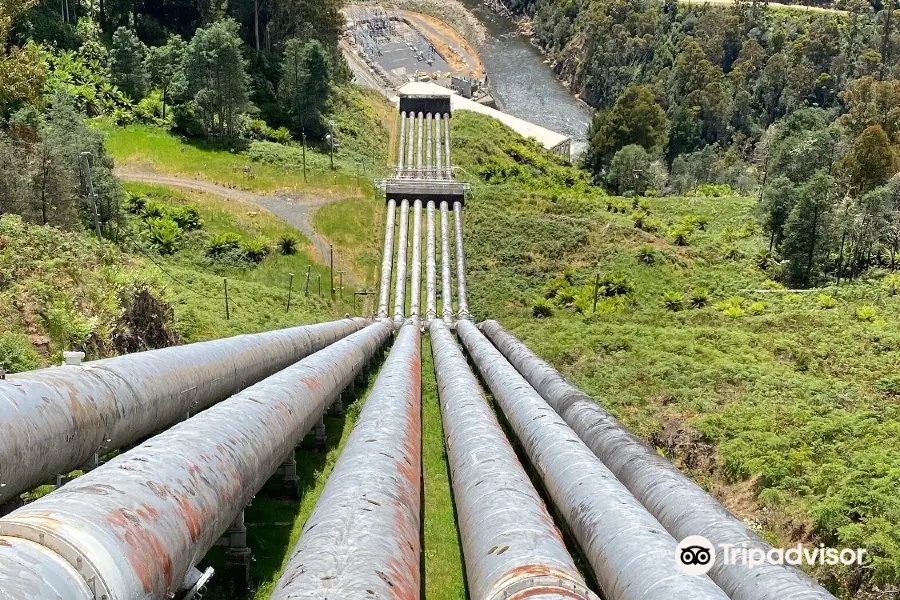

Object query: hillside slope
[453,110,900,597]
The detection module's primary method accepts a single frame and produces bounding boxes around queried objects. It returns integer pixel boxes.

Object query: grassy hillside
[452,110,900,597]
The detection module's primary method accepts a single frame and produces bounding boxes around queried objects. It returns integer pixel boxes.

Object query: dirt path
[680,0,848,14]
[116,168,340,267]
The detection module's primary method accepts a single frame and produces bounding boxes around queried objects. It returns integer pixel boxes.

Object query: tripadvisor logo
[675,535,868,576]
[676,535,716,576]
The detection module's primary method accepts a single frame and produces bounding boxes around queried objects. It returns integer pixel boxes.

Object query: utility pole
[81,152,103,241]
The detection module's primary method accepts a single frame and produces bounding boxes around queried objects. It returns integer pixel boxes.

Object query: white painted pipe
[426,201,437,323]
[376,199,396,318]
[440,200,453,325]
[410,200,423,319]
[453,201,469,319]
[393,199,410,325]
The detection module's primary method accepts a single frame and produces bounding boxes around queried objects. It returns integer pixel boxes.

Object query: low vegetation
[454,110,900,597]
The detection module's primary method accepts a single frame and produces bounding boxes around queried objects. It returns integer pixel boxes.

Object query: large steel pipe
[0,323,392,600]
[0,536,93,600]
[456,320,728,600]
[444,114,452,178]
[377,199,397,318]
[406,112,416,174]
[271,322,421,600]
[426,201,437,322]
[0,317,369,505]
[393,199,410,324]
[479,321,837,600]
[434,113,443,177]
[410,199,423,318]
[453,201,469,319]
[397,110,407,172]
[426,113,433,177]
[416,111,424,175]
[440,201,453,324]
[429,323,597,600]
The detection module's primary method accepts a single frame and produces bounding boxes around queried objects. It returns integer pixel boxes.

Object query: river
[458,0,594,155]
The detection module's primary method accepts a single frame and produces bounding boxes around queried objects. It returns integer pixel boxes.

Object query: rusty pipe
[0,322,392,600]
[440,201,453,325]
[429,322,597,600]
[426,200,437,323]
[0,317,369,505]
[453,201,469,319]
[479,321,837,600]
[456,320,729,600]
[393,199,410,324]
[271,322,421,600]
[410,199,423,319]
[377,199,397,318]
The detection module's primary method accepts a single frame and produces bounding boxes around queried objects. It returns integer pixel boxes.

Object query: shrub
[689,287,709,308]
[531,297,554,318]
[856,305,877,321]
[242,237,270,263]
[669,226,692,246]
[555,286,577,307]
[817,294,838,309]
[716,296,745,318]
[749,301,766,315]
[662,290,685,311]
[722,305,745,318]
[643,217,663,233]
[206,232,242,258]
[631,210,649,230]
[600,273,634,297]
[145,217,181,255]
[0,332,40,373]
[169,205,202,231]
[693,215,709,231]
[884,273,900,296]
[637,244,656,265]
[141,199,167,219]
[278,234,298,255]
[722,244,742,260]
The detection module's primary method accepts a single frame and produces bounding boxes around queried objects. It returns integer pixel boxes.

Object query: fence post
[224,278,230,320]
[286,272,294,313]
[304,265,311,296]
[592,273,600,313]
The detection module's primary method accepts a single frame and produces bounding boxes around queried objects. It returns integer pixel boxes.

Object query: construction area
[343,3,489,101]
[0,87,840,600]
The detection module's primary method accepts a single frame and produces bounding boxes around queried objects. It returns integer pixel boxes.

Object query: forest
[503,0,900,288]
[0,0,346,234]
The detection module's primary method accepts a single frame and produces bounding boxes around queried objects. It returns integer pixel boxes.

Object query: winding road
[115,168,343,270]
